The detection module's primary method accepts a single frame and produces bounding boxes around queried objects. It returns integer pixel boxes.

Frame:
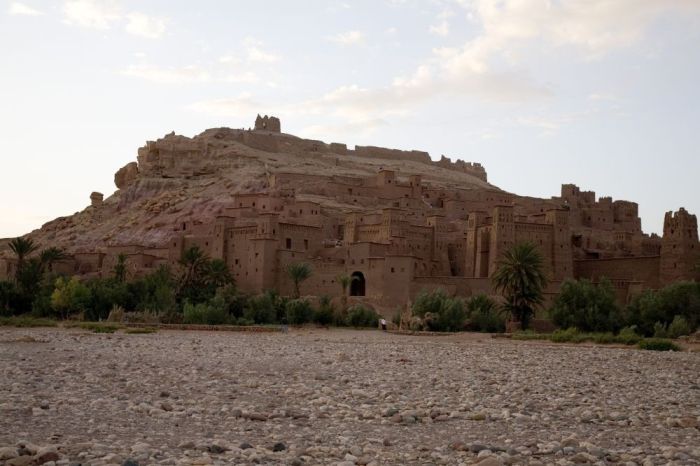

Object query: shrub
[51,277,91,319]
[107,305,125,323]
[668,315,691,338]
[211,285,248,319]
[313,296,335,326]
[285,299,313,325]
[512,330,548,341]
[412,289,467,332]
[549,278,621,332]
[125,327,158,334]
[625,281,700,335]
[638,338,680,351]
[653,321,669,339]
[0,316,57,327]
[617,326,642,345]
[244,293,279,324]
[67,322,121,333]
[550,327,587,343]
[183,302,230,325]
[467,294,504,332]
[346,305,380,328]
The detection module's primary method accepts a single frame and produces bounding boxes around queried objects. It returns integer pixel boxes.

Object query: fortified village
[1,115,698,313]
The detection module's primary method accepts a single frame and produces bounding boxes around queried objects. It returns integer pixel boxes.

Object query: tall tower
[660,208,700,285]
[489,205,515,276]
[545,209,573,281]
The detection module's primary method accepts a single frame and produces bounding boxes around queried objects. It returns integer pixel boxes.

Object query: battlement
[254,114,281,132]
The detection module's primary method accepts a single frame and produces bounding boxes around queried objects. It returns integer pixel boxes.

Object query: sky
[1,0,699,238]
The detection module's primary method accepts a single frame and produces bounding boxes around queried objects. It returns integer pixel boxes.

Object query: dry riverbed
[0,328,698,466]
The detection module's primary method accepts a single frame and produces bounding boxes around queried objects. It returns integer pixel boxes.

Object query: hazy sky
[1,0,699,238]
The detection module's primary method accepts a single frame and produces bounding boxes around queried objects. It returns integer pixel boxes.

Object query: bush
[211,285,248,319]
[653,321,669,338]
[107,305,125,323]
[346,305,380,328]
[244,291,286,324]
[467,294,504,332]
[183,302,230,325]
[0,316,57,327]
[412,289,467,332]
[51,277,91,319]
[668,315,691,338]
[550,327,587,343]
[125,327,158,334]
[313,296,334,326]
[637,338,680,351]
[617,326,642,345]
[285,299,313,325]
[549,278,621,332]
[625,281,700,336]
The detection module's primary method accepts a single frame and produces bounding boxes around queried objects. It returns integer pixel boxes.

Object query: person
[380,318,387,331]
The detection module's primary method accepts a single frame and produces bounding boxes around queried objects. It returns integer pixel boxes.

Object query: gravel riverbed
[0,328,698,465]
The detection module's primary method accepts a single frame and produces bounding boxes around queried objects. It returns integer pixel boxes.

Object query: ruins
[1,116,698,311]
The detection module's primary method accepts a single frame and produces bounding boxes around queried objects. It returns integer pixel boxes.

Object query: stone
[0,447,18,460]
[114,162,139,189]
[272,442,286,452]
[239,443,253,450]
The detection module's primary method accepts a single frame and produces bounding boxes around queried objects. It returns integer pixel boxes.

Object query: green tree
[467,294,504,332]
[9,237,38,280]
[113,253,128,283]
[336,273,358,308]
[205,259,233,291]
[177,246,210,304]
[51,276,91,319]
[549,278,620,332]
[412,289,468,332]
[286,262,312,298]
[492,242,548,330]
[39,247,67,273]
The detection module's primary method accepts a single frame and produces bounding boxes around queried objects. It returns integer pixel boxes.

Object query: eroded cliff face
[6,126,496,254]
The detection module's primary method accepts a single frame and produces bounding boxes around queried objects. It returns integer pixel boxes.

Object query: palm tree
[205,259,233,289]
[336,273,358,307]
[113,253,128,283]
[9,237,38,279]
[177,246,209,292]
[40,247,67,273]
[286,262,312,298]
[492,242,548,330]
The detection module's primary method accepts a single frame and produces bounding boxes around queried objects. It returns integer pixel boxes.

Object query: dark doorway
[350,271,366,296]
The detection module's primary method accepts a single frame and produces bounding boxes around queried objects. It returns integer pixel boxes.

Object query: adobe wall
[573,256,661,289]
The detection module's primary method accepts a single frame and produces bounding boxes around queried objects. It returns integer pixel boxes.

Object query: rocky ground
[0,328,698,466]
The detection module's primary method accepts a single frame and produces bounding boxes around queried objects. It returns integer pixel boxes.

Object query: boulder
[114,162,139,189]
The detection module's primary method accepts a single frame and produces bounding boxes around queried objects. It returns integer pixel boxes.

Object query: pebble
[0,327,697,466]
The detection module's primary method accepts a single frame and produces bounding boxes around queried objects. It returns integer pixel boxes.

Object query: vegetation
[624,281,699,336]
[637,338,680,352]
[492,242,547,330]
[466,294,505,332]
[549,278,620,332]
[124,327,158,334]
[345,304,380,328]
[0,316,57,327]
[412,289,467,332]
[286,262,312,298]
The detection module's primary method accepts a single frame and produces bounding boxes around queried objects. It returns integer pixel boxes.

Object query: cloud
[188,0,700,131]
[187,94,264,118]
[328,30,366,45]
[63,0,120,29]
[125,12,166,39]
[121,62,259,85]
[8,2,43,16]
[429,20,450,37]
[243,37,280,63]
[121,64,210,84]
[63,0,168,38]
[299,119,389,140]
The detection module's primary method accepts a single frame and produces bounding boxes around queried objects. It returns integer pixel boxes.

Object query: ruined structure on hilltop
[1,116,698,311]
